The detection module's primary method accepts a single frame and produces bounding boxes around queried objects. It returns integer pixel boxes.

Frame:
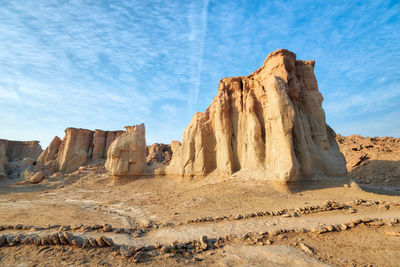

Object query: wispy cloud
[0,0,399,147]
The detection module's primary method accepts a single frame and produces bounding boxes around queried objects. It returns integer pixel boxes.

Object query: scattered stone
[133,251,146,263]
[96,237,106,247]
[29,171,45,184]
[120,245,135,257]
[103,224,112,232]
[300,243,314,254]
[101,236,114,246]
[0,235,7,246]
[88,237,98,247]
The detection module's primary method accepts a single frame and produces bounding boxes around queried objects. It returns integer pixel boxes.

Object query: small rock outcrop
[38,128,124,173]
[105,124,146,178]
[165,49,346,182]
[146,143,172,165]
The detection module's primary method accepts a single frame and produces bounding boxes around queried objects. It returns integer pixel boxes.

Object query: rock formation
[0,139,42,162]
[0,143,6,177]
[38,128,124,173]
[38,136,62,163]
[336,134,400,187]
[56,128,94,173]
[165,49,346,182]
[146,143,172,165]
[105,124,146,178]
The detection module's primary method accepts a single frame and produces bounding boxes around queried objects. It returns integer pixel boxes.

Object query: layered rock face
[166,49,346,182]
[0,143,6,177]
[38,128,124,173]
[105,124,146,177]
[0,139,42,162]
[56,128,94,173]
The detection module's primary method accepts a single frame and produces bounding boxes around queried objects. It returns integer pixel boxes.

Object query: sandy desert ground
[0,152,399,267]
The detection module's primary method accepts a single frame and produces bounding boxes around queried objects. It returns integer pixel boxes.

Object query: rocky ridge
[336,134,400,187]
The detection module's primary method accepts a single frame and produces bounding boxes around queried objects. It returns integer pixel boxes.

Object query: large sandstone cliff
[105,124,146,178]
[38,128,124,173]
[165,49,346,182]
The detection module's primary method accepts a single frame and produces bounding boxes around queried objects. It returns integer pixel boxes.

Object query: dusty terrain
[0,156,399,266]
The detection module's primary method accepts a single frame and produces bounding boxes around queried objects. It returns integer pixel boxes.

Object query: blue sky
[0,0,399,148]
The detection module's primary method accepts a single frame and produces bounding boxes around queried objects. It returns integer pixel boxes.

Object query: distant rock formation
[38,128,124,173]
[336,134,400,187]
[105,124,146,178]
[164,49,346,182]
[0,139,43,178]
[0,139,42,162]
[146,143,172,165]
[0,143,6,177]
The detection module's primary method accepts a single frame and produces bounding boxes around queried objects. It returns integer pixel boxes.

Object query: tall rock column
[57,128,94,173]
[165,49,346,182]
[105,124,146,178]
[38,136,62,163]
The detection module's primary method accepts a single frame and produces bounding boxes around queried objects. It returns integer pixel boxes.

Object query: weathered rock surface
[56,128,94,173]
[38,136,62,163]
[0,143,6,177]
[146,143,172,165]
[165,49,346,182]
[337,134,400,187]
[39,128,124,173]
[0,139,42,162]
[29,171,45,184]
[105,124,146,177]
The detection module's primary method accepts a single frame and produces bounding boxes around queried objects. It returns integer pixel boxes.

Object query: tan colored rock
[92,130,124,161]
[92,130,107,161]
[165,49,346,182]
[105,124,146,177]
[0,139,42,161]
[38,136,62,163]
[105,131,125,155]
[56,128,94,173]
[39,128,125,174]
[29,171,45,184]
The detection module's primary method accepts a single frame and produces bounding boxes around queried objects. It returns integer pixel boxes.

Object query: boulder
[105,124,146,177]
[165,49,346,182]
[29,171,45,184]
